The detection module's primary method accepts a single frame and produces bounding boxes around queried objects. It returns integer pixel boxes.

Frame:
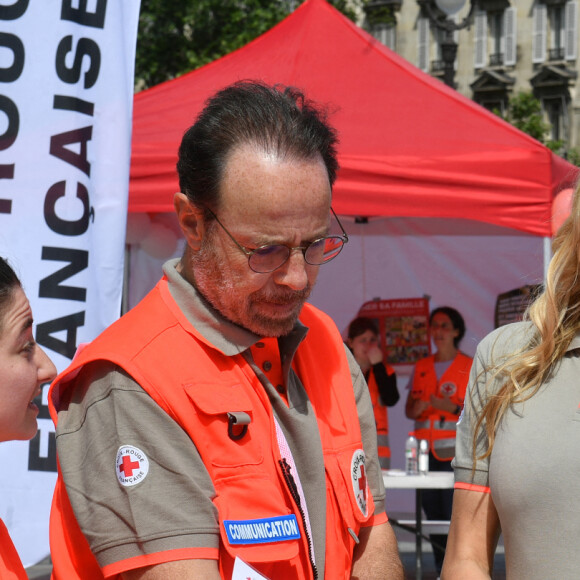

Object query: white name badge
[232,556,270,580]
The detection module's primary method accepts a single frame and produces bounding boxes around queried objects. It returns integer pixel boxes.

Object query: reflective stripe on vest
[415,420,457,432]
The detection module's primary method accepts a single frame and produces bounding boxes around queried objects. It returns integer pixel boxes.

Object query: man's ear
[174,192,205,251]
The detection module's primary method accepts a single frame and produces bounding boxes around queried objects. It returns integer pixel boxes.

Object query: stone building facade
[365,0,579,153]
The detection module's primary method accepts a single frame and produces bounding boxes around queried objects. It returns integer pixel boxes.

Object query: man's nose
[274,249,309,290]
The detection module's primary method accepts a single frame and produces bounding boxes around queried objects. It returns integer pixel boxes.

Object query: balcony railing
[549,47,565,61]
[489,53,504,66]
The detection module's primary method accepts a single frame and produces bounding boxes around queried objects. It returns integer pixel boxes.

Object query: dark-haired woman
[0,258,56,578]
[347,317,399,469]
[405,306,472,576]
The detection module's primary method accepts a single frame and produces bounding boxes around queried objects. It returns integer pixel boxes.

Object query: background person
[346,317,399,469]
[0,257,56,579]
[48,81,403,579]
[442,183,580,579]
[405,306,472,576]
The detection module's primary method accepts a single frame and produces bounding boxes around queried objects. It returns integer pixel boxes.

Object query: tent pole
[543,236,552,282]
[122,244,130,316]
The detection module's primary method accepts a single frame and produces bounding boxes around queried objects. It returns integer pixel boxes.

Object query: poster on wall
[0,0,141,567]
[494,285,541,328]
[358,298,431,364]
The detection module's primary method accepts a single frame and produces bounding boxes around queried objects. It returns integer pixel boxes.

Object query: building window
[550,3,566,59]
[474,6,517,69]
[417,15,458,74]
[543,95,568,142]
[371,23,397,50]
[479,98,507,115]
[418,16,430,71]
[533,1,577,64]
[366,1,400,52]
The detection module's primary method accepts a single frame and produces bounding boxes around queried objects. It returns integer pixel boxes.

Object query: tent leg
[543,236,552,282]
[122,244,131,316]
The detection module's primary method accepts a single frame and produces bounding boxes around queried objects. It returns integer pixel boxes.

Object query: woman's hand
[368,345,384,366]
[430,393,457,414]
[406,396,430,419]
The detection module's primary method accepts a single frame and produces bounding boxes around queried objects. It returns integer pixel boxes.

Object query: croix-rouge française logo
[116,445,149,487]
[350,449,368,517]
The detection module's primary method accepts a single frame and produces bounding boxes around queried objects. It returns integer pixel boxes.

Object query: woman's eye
[21,341,35,354]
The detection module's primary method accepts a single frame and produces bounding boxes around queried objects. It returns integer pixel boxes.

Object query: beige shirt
[454,321,580,579]
[56,259,385,575]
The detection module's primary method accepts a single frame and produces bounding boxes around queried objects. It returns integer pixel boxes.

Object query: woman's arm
[441,489,501,580]
[371,363,400,406]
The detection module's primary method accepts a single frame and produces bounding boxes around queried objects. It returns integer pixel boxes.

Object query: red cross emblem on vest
[119,455,140,477]
[440,381,457,397]
[350,449,368,517]
[358,464,367,502]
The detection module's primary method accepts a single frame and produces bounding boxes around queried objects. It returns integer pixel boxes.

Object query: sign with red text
[0,0,140,567]
[358,298,430,364]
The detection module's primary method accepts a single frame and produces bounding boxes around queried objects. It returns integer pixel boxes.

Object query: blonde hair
[475,182,580,459]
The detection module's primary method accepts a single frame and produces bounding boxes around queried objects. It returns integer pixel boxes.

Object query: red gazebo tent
[129,0,577,237]
[127,1,578,480]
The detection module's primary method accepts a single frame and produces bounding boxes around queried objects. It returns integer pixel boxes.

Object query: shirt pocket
[213,474,301,564]
[323,445,373,577]
[184,382,264,468]
[325,445,373,527]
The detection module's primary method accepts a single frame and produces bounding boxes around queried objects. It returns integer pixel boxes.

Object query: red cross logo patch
[350,449,368,517]
[116,445,149,487]
[440,381,457,397]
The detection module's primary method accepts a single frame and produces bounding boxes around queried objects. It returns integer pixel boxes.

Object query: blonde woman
[442,183,580,579]
[0,257,56,578]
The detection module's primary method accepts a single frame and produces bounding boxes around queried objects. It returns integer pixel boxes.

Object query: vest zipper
[279,458,318,580]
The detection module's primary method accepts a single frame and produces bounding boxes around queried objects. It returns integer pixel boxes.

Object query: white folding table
[383,470,454,580]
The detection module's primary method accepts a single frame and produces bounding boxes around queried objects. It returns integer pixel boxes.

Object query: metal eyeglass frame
[204,206,349,274]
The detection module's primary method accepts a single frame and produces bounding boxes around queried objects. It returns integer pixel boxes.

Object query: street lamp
[417,0,477,88]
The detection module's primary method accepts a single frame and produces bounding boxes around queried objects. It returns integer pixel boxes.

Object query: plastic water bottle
[405,433,419,475]
[418,439,429,475]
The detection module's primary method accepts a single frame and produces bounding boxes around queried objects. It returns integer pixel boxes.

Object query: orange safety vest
[367,365,395,461]
[48,277,377,580]
[0,520,28,580]
[411,353,472,461]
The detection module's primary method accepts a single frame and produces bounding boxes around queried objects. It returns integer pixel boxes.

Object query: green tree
[498,91,580,163]
[136,0,363,90]
[501,91,549,142]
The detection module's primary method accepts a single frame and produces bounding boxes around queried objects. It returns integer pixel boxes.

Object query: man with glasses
[49,81,403,580]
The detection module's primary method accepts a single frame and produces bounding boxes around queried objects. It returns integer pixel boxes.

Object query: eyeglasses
[205,206,349,274]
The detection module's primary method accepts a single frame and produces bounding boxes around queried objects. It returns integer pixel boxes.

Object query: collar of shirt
[162,259,308,363]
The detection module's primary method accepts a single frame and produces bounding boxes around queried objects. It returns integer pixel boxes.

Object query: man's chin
[247,308,303,337]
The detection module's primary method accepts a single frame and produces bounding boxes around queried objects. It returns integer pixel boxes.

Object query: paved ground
[25,517,507,579]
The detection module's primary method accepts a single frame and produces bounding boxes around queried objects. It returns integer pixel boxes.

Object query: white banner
[0,0,140,567]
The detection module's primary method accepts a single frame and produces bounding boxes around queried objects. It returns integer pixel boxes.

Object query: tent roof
[130,0,578,236]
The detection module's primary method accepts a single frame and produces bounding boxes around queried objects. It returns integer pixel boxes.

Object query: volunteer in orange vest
[0,257,57,579]
[405,306,472,576]
[346,317,399,469]
[48,81,404,579]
